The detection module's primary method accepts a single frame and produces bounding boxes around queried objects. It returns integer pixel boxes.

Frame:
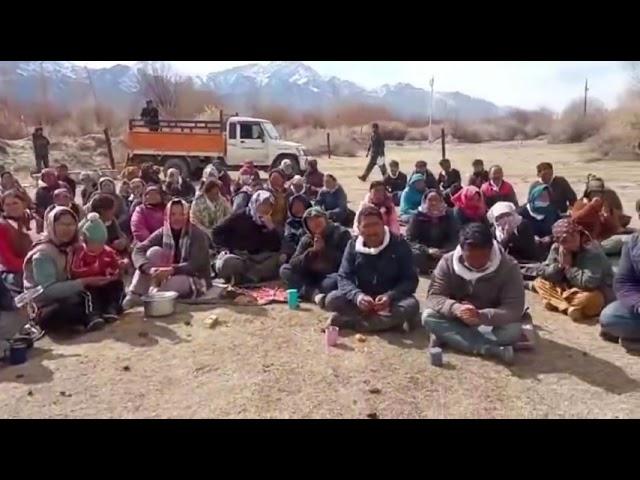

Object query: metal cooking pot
[142,291,178,317]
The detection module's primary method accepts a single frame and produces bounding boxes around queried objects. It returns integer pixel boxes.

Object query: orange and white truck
[124,112,313,179]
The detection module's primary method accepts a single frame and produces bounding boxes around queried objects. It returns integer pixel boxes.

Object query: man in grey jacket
[422,222,526,365]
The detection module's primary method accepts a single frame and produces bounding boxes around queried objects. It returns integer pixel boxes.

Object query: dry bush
[0,99,29,139]
[548,98,607,144]
[379,121,408,141]
[590,89,640,158]
[287,126,360,157]
[327,103,395,127]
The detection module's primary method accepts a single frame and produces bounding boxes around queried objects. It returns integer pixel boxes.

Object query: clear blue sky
[74,61,631,111]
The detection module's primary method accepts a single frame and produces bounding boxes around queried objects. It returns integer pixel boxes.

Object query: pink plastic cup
[325,326,339,347]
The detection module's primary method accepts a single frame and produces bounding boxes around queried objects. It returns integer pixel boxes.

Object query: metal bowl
[141,291,179,317]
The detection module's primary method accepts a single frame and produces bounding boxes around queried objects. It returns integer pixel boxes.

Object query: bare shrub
[379,121,408,141]
[590,89,640,158]
[548,98,607,144]
[288,126,360,157]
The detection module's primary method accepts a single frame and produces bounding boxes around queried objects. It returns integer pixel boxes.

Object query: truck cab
[124,112,312,180]
[225,116,311,172]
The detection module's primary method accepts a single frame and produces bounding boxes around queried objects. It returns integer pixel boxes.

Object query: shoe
[567,307,583,322]
[122,293,142,311]
[102,307,119,324]
[599,330,620,344]
[314,293,327,309]
[328,312,357,330]
[357,175,367,182]
[20,322,45,343]
[86,317,106,332]
[620,338,640,354]
[484,345,515,366]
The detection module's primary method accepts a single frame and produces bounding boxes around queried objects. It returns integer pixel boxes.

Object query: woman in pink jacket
[130,186,166,243]
[354,180,401,236]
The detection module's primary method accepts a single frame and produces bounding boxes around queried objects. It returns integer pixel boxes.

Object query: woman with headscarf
[128,178,146,214]
[303,158,324,199]
[48,188,84,222]
[0,172,32,211]
[267,169,290,231]
[451,185,488,227]
[532,218,614,322]
[487,201,539,262]
[517,184,561,255]
[282,194,313,258]
[399,173,427,224]
[190,178,232,239]
[0,191,39,294]
[202,163,233,200]
[279,159,296,181]
[288,175,309,199]
[123,199,212,309]
[354,181,400,236]
[406,189,459,274]
[164,167,196,201]
[34,168,68,219]
[88,178,128,227]
[212,191,284,284]
[231,164,263,214]
[130,185,166,243]
[315,173,354,227]
[571,175,629,256]
[22,206,112,332]
[140,162,162,186]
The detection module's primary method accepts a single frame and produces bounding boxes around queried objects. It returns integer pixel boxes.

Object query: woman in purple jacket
[600,232,640,353]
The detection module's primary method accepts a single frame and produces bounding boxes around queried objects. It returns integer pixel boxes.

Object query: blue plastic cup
[9,340,29,365]
[287,289,299,309]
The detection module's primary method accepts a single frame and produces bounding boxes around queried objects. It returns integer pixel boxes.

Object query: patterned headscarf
[162,199,192,263]
[527,184,555,217]
[451,186,486,221]
[551,218,584,241]
[43,206,78,247]
[419,189,447,218]
[98,177,117,194]
[248,190,274,226]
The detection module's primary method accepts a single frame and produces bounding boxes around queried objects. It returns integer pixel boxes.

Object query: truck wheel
[272,155,300,175]
[164,157,191,180]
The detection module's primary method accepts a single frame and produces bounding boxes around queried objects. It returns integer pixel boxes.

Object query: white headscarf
[247,190,274,225]
[487,201,522,242]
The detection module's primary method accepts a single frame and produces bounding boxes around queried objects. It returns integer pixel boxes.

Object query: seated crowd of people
[1,155,640,367]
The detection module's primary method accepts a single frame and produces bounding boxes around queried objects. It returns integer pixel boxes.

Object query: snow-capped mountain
[0,61,504,120]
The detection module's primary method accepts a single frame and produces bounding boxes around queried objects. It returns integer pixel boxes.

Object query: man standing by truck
[32,127,50,173]
[140,100,160,131]
[358,123,387,182]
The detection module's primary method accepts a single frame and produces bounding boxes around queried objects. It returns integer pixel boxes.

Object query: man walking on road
[32,127,50,173]
[358,123,387,182]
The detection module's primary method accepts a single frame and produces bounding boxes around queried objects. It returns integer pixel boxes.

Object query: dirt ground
[2,139,640,419]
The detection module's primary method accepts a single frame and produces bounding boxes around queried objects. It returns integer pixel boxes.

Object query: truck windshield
[262,122,280,140]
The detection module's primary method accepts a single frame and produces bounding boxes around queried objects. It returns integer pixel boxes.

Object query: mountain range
[0,61,506,120]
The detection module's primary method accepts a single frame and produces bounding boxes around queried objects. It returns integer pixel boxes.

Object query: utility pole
[583,78,589,117]
[428,76,434,142]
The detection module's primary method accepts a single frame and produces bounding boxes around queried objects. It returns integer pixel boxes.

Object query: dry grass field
[2,139,640,418]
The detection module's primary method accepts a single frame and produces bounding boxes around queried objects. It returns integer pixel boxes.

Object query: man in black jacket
[32,127,50,173]
[383,160,407,206]
[358,123,387,182]
[140,100,160,131]
[324,205,420,332]
[280,207,352,306]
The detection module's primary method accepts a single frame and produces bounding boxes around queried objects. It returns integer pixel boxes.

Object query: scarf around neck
[452,240,502,283]
[355,226,391,255]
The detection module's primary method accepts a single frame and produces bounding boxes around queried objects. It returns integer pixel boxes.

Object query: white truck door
[236,122,269,166]
[225,121,241,165]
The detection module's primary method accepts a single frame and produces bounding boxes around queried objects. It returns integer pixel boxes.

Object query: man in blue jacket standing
[324,205,420,332]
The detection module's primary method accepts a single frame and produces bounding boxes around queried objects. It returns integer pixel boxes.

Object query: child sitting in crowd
[71,213,125,323]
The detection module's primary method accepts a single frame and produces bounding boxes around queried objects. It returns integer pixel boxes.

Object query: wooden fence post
[104,128,116,170]
[441,128,446,159]
[327,132,331,159]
